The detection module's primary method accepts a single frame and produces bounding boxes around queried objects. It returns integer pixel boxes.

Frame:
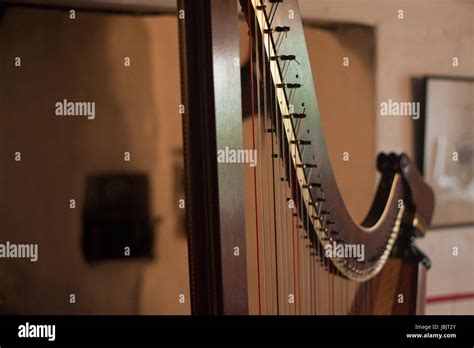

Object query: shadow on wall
[0,8,188,314]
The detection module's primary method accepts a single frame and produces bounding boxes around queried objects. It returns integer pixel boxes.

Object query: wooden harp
[179,0,435,315]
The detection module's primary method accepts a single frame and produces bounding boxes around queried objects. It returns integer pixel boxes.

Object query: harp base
[372,224,430,315]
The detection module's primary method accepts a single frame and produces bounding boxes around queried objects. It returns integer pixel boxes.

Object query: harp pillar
[179,0,249,314]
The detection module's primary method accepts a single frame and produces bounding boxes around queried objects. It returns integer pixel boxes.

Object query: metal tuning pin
[296,163,317,168]
[315,196,326,202]
[290,140,311,145]
[264,26,290,34]
[270,55,297,61]
[283,113,305,119]
[276,83,301,89]
[286,83,301,88]
[275,25,290,32]
[302,182,321,189]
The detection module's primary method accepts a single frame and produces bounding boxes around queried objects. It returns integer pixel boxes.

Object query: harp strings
[261,3,276,314]
[266,13,286,315]
[255,0,278,314]
[248,0,375,316]
[273,22,291,315]
[248,0,262,315]
[254,2,268,314]
[251,0,311,315]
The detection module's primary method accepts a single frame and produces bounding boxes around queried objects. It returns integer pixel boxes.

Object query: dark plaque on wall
[82,173,154,262]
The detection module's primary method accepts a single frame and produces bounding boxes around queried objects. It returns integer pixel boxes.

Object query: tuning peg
[264,26,290,34]
[270,55,296,61]
[303,183,321,189]
[283,113,305,119]
[290,140,311,145]
[276,83,301,89]
[296,163,317,169]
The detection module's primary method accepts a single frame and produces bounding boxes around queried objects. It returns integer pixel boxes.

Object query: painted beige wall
[0,9,189,314]
[298,0,474,156]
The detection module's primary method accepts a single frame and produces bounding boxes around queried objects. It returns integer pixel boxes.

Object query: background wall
[299,0,473,157]
[0,9,189,314]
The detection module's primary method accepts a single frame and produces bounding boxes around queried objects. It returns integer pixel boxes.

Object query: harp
[179,0,435,315]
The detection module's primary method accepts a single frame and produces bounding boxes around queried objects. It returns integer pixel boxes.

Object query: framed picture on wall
[423,76,474,226]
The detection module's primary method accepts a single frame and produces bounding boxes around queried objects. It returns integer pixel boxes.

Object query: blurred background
[0,0,472,314]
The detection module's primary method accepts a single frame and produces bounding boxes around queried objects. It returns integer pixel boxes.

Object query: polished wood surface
[179,0,248,315]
